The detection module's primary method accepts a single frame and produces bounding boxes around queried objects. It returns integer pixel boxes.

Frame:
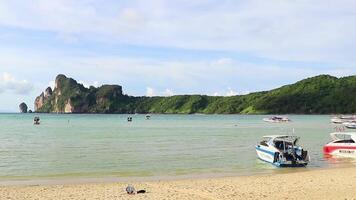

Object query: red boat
[323,132,356,157]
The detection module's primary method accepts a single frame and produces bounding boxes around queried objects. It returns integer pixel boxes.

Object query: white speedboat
[323,132,356,157]
[340,115,356,120]
[256,135,309,167]
[330,117,344,124]
[263,116,290,123]
[331,115,356,124]
[343,122,356,129]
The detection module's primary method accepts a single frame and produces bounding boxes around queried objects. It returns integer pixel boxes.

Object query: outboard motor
[302,150,309,161]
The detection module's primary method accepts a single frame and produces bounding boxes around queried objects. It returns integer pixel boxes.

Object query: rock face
[19,102,28,113]
[45,87,52,98]
[34,74,125,113]
[34,93,45,111]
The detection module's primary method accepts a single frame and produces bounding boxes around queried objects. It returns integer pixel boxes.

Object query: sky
[0,0,356,112]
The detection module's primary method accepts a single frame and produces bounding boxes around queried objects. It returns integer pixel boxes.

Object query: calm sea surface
[0,114,354,181]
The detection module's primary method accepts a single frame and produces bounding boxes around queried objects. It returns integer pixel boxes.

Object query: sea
[0,114,354,183]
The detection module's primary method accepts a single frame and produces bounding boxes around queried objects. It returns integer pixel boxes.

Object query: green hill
[34,74,356,114]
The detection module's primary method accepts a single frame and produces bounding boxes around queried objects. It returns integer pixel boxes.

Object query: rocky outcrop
[34,93,45,111]
[19,102,28,113]
[34,87,53,112]
[34,74,125,113]
[44,87,52,98]
[64,99,74,113]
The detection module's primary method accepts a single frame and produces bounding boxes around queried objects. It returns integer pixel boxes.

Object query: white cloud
[146,87,155,97]
[48,81,55,90]
[211,58,233,66]
[213,88,250,97]
[226,87,237,96]
[213,92,220,96]
[164,89,174,96]
[0,48,353,98]
[1,0,356,111]
[78,80,100,88]
[145,87,174,97]
[0,0,356,64]
[0,72,33,94]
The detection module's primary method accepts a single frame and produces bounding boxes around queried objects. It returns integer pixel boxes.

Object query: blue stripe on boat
[255,146,275,156]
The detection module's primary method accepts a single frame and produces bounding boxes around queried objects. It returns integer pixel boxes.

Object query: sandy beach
[0,167,355,200]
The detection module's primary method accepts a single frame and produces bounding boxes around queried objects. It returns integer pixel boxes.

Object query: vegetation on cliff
[34,74,356,114]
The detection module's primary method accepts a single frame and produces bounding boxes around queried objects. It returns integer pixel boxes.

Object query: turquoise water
[0,114,352,181]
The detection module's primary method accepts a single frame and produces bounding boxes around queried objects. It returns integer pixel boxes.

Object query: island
[34,74,356,114]
[19,102,28,113]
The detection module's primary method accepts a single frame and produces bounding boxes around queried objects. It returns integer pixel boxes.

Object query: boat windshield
[333,139,355,143]
[259,137,271,146]
[331,133,356,142]
[270,136,299,151]
[273,136,299,144]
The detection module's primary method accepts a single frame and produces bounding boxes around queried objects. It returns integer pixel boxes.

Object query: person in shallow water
[33,116,40,125]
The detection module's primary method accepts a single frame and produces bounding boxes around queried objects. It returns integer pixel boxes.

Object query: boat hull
[346,126,356,129]
[255,146,308,167]
[256,146,275,164]
[323,145,356,157]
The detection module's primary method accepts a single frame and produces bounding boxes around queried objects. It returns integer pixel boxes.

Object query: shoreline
[0,162,353,186]
[1,166,355,199]
[0,165,331,186]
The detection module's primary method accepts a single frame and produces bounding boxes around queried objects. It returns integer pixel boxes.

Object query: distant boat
[145,114,151,120]
[343,122,356,129]
[331,115,356,124]
[33,116,40,125]
[330,117,344,124]
[256,135,309,167]
[263,116,290,123]
[323,132,356,157]
[340,115,356,120]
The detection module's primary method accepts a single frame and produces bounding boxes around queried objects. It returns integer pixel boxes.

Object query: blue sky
[0,0,356,112]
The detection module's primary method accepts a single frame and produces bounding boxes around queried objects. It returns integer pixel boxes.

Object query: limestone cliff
[19,102,28,113]
[34,74,125,113]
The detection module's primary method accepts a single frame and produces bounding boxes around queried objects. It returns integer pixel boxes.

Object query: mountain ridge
[34,74,356,114]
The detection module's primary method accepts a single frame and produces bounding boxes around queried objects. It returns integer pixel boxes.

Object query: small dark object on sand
[137,190,146,194]
[126,185,146,195]
[126,185,136,194]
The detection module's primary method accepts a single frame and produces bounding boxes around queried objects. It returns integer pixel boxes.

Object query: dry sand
[1,167,356,200]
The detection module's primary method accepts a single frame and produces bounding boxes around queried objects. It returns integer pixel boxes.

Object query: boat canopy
[262,135,299,144]
[330,132,356,142]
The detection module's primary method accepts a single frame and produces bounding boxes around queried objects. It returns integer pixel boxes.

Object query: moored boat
[340,115,356,120]
[343,122,356,129]
[330,117,344,124]
[331,115,356,124]
[323,132,356,157]
[263,116,290,123]
[255,135,309,167]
